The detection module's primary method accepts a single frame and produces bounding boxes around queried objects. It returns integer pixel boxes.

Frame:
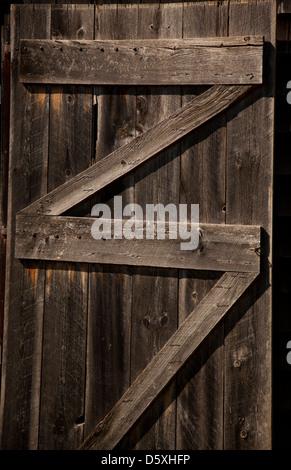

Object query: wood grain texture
[1,0,274,452]
[0,4,50,450]
[20,84,254,217]
[224,0,275,450]
[84,2,138,442]
[19,36,264,85]
[15,215,261,273]
[38,4,94,450]
[176,0,229,450]
[125,2,183,450]
[0,15,10,390]
[80,271,258,451]
[40,261,88,450]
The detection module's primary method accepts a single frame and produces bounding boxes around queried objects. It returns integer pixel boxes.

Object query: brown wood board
[0,1,274,451]
[80,271,258,450]
[223,0,275,450]
[19,84,254,217]
[19,36,264,85]
[38,4,94,450]
[15,215,261,273]
[0,4,51,450]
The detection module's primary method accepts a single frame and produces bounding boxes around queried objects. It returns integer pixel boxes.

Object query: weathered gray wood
[1,0,274,453]
[20,84,255,217]
[80,271,258,451]
[0,14,10,389]
[15,215,261,274]
[84,2,137,442]
[0,4,50,450]
[40,261,88,450]
[177,0,229,450]
[86,263,132,441]
[38,4,94,450]
[19,36,263,86]
[224,0,275,450]
[125,1,182,450]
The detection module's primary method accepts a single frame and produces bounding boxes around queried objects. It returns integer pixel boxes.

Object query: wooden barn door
[0,1,275,450]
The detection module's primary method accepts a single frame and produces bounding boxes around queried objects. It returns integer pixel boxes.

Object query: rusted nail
[233,359,241,368]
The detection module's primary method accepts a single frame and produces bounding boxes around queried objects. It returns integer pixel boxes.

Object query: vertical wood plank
[92,2,137,209]
[224,0,275,450]
[84,2,138,440]
[126,1,182,450]
[273,14,291,450]
[40,262,88,450]
[175,0,228,450]
[38,4,94,450]
[0,14,10,391]
[85,264,132,437]
[0,4,50,449]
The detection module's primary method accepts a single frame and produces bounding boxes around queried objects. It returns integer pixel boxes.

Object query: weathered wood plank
[224,0,275,450]
[19,36,264,85]
[0,4,50,450]
[15,215,261,274]
[80,271,258,451]
[20,84,255,217]
[0,14,10,389]
[84,2,137,442]
[119,3,181,449]
[38,4,94,450]
[40,261,88,450]
[86,263,132,441]
[177,0,229,450]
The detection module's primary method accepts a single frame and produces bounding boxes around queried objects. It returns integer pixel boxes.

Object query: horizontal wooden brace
[19,36,263,85]
[19,85,255,217]
[15,215,261,273]
[79,270,258,450]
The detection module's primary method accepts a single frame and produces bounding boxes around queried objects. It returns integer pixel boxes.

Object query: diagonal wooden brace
[79,271,259,450]
[19,84,256,217]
